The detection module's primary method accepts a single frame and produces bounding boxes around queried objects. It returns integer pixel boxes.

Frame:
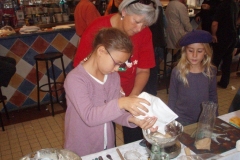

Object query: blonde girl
[168,30,218,126]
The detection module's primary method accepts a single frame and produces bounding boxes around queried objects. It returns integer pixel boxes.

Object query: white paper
[136,92,178,135]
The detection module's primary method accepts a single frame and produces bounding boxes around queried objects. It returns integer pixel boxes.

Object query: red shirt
[74,0,100,36]
[73,14,155,95]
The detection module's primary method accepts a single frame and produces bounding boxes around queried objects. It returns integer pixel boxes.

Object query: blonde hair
[176,43,215,86]
[118,0,159,26]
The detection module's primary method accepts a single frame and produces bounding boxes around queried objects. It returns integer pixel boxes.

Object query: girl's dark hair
[92,28,133,55]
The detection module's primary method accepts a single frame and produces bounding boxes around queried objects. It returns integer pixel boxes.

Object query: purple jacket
[64,64,136,156]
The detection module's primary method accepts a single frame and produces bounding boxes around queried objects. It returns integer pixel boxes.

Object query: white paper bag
[136,92,178,135]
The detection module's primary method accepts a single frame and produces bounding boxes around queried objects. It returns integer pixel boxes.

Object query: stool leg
[51,60,59,104]
[46,61,55,116]
[0,112,4,131]
[60,56,66,104]
[60,57,66,78]
[35,60,41,111]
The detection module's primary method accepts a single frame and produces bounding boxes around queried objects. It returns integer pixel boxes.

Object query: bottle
[59,0,67,13]
[150,144,169,160]
[59,0,64,12]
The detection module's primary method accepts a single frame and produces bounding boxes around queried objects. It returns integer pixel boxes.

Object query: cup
[35,7,39,14]
[54,13,62,22]
[41,16,46,23]
[25,7,32,15]
[62,14,69,22]
[43,7,48,13]
[45,16,50,24]
[53,7,61,13]
[48,8,54,14]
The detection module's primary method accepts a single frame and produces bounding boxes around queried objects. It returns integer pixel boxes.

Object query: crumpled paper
[136,92,178,135]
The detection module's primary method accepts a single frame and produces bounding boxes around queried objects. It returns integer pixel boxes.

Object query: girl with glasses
[64,28,158,156]
[73,0,159,144]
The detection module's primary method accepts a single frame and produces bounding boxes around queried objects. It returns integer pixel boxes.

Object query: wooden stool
[34,52,66,116]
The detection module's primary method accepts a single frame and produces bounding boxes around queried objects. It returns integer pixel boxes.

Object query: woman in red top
[73,0,159,144]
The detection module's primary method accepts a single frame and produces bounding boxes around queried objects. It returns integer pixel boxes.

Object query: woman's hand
[212,35,218,43]
[129,116,158,131]
[118,96,150,116]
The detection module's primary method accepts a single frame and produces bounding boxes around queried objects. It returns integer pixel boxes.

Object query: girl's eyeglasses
[128,0,156,9]
[106,49,127,72]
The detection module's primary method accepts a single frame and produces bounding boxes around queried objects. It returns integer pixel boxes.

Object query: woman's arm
[179,5,192,32]
[129,68,150,96]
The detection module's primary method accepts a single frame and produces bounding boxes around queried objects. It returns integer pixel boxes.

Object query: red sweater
[73,14,155,95]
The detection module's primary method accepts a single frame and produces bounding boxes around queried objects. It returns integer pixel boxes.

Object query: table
[81,111,240,160]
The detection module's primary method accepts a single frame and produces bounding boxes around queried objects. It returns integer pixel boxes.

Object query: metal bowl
[19,148,81,160]
[142,121,183,147]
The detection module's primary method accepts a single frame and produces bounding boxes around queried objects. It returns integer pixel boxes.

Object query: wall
[0,29,79,111]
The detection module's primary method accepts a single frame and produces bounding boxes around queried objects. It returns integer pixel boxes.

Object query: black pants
[212,35,236,88]
[122,126,143,144]
[0,56,16,87]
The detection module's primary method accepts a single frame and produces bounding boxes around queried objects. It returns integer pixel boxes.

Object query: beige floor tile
[1,154,13,160]
[1,149,11,156]
[12,151,23,159]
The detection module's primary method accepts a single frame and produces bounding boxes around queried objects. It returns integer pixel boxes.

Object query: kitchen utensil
[116,148,124,160]
[106,154,113,160]
[143,121,183,159]
[143,121,183,147]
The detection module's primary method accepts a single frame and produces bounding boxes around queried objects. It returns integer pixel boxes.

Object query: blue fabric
[179,30,212,46]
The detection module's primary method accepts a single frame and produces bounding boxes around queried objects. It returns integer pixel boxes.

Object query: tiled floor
[0,72,239,160]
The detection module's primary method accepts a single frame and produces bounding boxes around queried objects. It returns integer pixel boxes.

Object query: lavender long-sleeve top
[64,64,136,156]
[168,67,218,125]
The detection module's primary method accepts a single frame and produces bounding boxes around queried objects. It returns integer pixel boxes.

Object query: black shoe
[217,82,227,89]
[237,72,240,77]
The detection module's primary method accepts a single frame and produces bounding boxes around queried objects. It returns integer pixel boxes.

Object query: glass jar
[194,101,218,150]
[150,144,169,160]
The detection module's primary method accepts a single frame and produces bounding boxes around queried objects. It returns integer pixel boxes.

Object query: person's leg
[122,126,143,144]
[144,47,161,96]
[212,43,224,70]
[218,42,235,88]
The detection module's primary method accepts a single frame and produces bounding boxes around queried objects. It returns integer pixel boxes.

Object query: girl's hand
[129,116,158,131]
[118,96,150,116]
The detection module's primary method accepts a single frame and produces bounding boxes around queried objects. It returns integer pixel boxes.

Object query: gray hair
[118,0,159,26]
